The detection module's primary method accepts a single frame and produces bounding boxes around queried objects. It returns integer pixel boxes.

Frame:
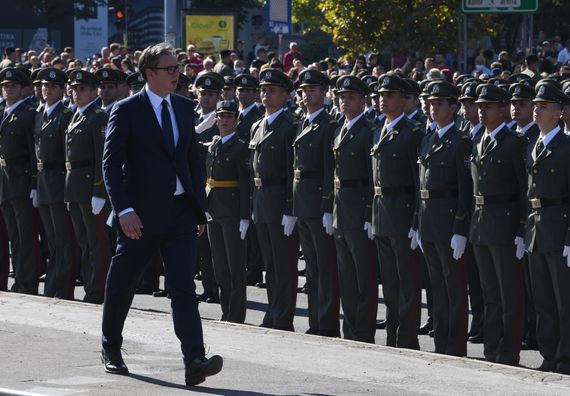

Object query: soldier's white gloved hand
[239,219,249,240]
[91,196,106,215]
[417,236,424,253]
[30,189,38,208]
[195,112,217,134]
[563,246,570,268]
[282,215,297,237]
[514,237,525,260]
[408,228,419,250]
[364,222,374,240]
[322,212,334,235]
[66,202,70,211]
[450,234,467,260]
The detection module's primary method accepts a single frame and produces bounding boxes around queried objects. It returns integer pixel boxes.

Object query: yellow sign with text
[185,15,235,56]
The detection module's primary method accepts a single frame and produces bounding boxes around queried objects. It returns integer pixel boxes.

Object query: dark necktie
[340,125,348,141]
[1,111,7,123]
[432,132,440,145]
[161,100,175,151]
[303,118,310,130]
[238,112,244,123]
[535,139,545,158]
[42,111,48,123]
[483,135,492,153]
[198,115,204,124]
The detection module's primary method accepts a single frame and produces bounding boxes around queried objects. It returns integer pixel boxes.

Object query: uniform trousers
[256,222,299,331]
[423,241,468,356]
[375,236,421,349]
[38,203,76,299]
[464,244,484,334]
[0,213,10,291]
[473,244,524,364]
[522,254,537,344]
[335,229,378,343]
[69,202,111,304]
[208,217,247,323]
[197,231,218,296]
[1,198,40,294]
[102,194,205,364]
[529,247,570,367]
[297,217,340,337]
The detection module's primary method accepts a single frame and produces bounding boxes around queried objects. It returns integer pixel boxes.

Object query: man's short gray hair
[138,42,176,81]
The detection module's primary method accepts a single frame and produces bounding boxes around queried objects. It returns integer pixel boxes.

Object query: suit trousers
[256,222,299,331]
[335,229,378,343]
[1,198,40,294]
[297,217,340,337]
[423,241,468,356]
[38,203,76,300]
[69,202,111,304]
[102,194,205,363]
[0,213,10,291]
[375,236,421,349]
[464,244,484,334]
[473,244,524,364]
[529,248,570,366]
[207,217,247,323]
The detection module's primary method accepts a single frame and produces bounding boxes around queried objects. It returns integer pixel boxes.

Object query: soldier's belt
[37,162,65,171]
[253,177,286,187]
[65,161,92,171]
[206,178,240,188]
[375,185,415,197]
[293,169,322,180]
[334,178,369,189]
[474,193,520,206]
[529,197,569,210]
[420,189,458,200]
[0,156,30,168]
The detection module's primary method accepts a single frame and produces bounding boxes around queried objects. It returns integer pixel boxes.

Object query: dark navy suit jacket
[103,88,207,233]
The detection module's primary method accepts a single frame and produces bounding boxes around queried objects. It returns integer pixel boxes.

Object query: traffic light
[109,0,126,31]
[115,8,125,30]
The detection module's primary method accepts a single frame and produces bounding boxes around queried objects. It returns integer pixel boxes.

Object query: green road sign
[462,0,538,13]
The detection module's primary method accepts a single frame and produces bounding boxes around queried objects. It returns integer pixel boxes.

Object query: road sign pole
[463,14,468,74]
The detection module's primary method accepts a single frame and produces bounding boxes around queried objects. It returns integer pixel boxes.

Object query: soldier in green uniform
[249,68,299,331]
[205,100,250,323]
[0,67,40,294]
[34,67,75,299]
[65,69,111,304]
[525,81,570,374]
[95,68,122,114]
[332,75,376,343]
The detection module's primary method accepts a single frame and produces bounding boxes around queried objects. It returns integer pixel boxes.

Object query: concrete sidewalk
[0,293,568,395]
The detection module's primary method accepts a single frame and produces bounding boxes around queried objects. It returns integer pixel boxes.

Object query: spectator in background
[283,42,303,73]
[372,65,386,77]
[233,59,246,75]
[0,47,17,68]
[187,44,204,74]
[236,39,245,60]
[428,67,442,80]
[250,47,268,70]
[472,55,491,76]
[498,51,512,72]
[424,57,435,71]
[522,54,539,79]
[213,49,234,77]
[197,58,215,78]
[352,55,367,74]
[557,39,570,66]
[539,41,557,74]
[367,53,379,72]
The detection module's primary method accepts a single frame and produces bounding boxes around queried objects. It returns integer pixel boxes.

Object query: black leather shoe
[197,293,211,302]
[468,332,484,344]
[185,355,223,386]
[246,271,262,286]
[135,286,156,295]
[153,289,169,298]
[538,359,557,372]
[206,294,220,304]
[256,282,267,289]
[418,321,433,335]
[428,330,434,338]
[375,319,387,329]
[101,349,129,375]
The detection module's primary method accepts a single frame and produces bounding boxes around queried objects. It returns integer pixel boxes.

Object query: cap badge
[516,76,522,81]
[432,84,440,94]
[494,80,500,86]
[538,86,545,96]
[102,70,109,78]
[481,86,487,97]
[343,78,350,87]
[76,72,83,80]
[382,76,390,86]
[137,75,144,82]
[465,86,471,95]
[522,80,530,86]
[49,71,56,79]
[514,86,521,95]
[5,71,12,78]
[205,78,211,86]
[304,72,310,81]
[241,77,247,85]
[266,71,272,79]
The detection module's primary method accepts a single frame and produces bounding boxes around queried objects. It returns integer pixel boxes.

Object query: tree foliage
[294,0,499,57]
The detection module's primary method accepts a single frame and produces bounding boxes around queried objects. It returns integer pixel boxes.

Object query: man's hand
[197,224,206,237]
[119,211,143,240]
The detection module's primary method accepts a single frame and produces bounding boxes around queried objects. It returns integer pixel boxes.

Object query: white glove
[91,196,106,215]
[408,228,419,250]
[239,219,249,240]
[450,234,467,260]
[417,236,424,253]
[322,212,333,235]
[30,189,38,208]
[195,112,217,134]
[364,222,374,240]
[563,246,570,268]
[282,215,297,237]
[66,202,70,211]
[514,237,525,260]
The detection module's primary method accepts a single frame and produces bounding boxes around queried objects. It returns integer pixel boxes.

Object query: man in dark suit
[101,43,222,386]
[418,81,472,357]
[332,75,376,343]
[249,68,299,331]
[294,69,340,337]
[371,74,423,349]
[0,67,40,295]
[525,82,570,374]
[206,100,250,323]
[470,83,527,366]
[34,67,75,299]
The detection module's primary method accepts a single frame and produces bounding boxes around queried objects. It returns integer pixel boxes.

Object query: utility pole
[164,0,177,47]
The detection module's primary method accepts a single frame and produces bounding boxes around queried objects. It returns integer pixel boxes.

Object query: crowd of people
[1,33,570,377]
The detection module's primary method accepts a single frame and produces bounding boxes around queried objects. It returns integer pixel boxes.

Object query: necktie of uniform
[238,112,244,123]
[535,139,545,158]
[303,118,310,130]
[1,111,7,123]
[161,100,175,151]
[483,135,492,153]
[42,111,48,123]
[340,125,348,141]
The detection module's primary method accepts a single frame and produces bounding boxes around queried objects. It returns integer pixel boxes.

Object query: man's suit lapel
[171,95,189,156]
[138,89,174,157]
